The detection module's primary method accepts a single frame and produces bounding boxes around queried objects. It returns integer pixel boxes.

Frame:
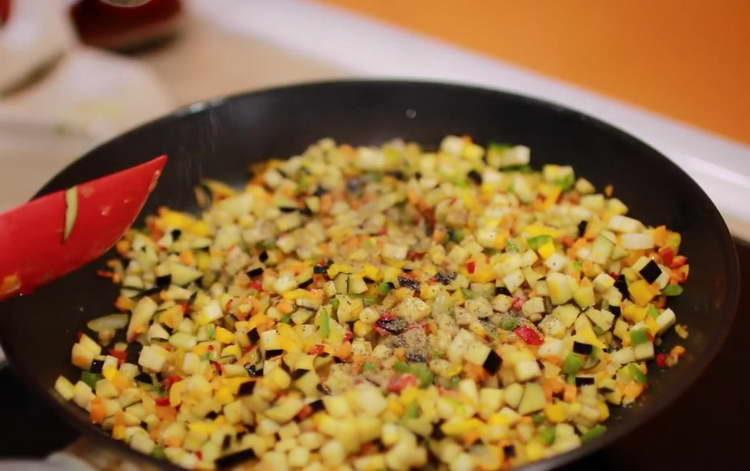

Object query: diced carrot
[90,398,106,424]
[542,377,566,401]
[623,382,644,401]
[114,295,135,312]
[652,226,668,247]
[277,300,294,315]
[180,250,195,266]
[464,363,488,382]
[319,194,333,213]
[115,240,131,256]
[155,405,177,421]
[463,431,480,446]
[335,341,352,360]
[563,384,577,402]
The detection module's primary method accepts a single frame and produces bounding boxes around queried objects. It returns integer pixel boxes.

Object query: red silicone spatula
[0,155,167,300]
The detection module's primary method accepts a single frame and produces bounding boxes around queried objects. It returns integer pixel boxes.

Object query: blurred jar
[70,0,183,51]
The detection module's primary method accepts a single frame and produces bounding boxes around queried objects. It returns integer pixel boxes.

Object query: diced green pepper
[580,425,607,443]
[628,364,648,384]
[527,235,552,250]
[330,297,340,314]
[378,282,393,295]
[461,287,477,300]
[646,305,660,318]
[629,328,650,345]
[319,310,331,338]
[539,426,556,446]
[562,353,585,376]
[207,324,216,340]
[554,174,575,191]
[151,446,166,460]
[362,362,377,373]
[259,239,276,250]
[81,371,101,389]
[501,318,521,331]
[363,296,378,307]
[449,229,465,243]
[404,402,420,419]
[532,413,546,425]
[409,363,434,388]
[280,314,292,324]
[662,284,683,297]
[506,239,521,253]
[393,361,410,373]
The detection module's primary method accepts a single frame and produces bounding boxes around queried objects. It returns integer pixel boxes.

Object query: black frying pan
[0,81,740,470]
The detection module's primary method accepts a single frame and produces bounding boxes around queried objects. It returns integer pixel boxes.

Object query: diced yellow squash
[629,280,658,306]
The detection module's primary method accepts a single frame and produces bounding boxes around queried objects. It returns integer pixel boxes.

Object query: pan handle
[46,436,160,470]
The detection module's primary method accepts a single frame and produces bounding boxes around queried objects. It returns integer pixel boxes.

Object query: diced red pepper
[296,404,314,420]
[249,280,263,291]
[196,451,203,461]
[343,331,353,342]
[164,375,183,390]
[658,247,674,266]
[514,326,544,345]
[387,374,418,393]
[96,270,115,279]
[670,255,688,269]
[155,397,170,406]
[211,361,223,374]
[109,348,127,364]
[308,344,326,355]
[511,295,526,311]
[467,261,476,274]
[656,353,668,368]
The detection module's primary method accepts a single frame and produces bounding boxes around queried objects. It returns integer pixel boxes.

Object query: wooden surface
[321,0,750,144]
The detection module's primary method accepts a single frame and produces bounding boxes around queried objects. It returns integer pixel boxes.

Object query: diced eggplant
[572,341,593,355]
[638,259,662,284]
[482,350,503,374]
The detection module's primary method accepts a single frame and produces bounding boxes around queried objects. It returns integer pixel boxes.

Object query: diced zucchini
[87,314,129,333]
[552,304,580,328]
[504,383,524,409]
[126,296,158,341]
[54,376,75,401]
[655,308,677,334]
[584,308,615,332]
[514,359,542,382]
[633,341,655,360]
[608,215,642,233]
[573,285,595,309]
[547,273,573,305]
[169,262,203,286]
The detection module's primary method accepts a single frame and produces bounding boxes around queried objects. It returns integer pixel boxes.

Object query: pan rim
[0,79,740,470]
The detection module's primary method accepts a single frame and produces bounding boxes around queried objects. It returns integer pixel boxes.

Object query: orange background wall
[320,0,750,144]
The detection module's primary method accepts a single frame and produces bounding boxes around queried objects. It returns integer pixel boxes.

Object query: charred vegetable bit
[57,136,689,470]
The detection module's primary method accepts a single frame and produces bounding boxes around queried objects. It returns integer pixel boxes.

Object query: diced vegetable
[55,136,688,470]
